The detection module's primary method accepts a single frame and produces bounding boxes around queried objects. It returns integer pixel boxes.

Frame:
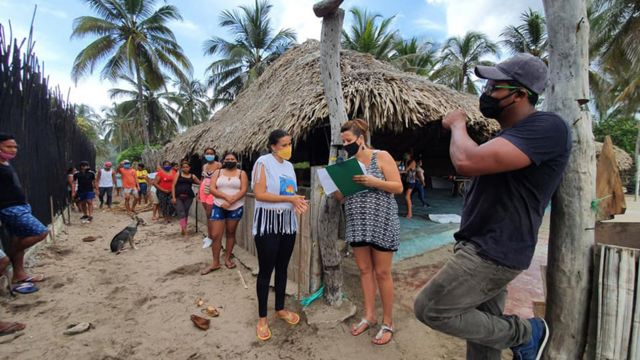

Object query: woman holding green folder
[336,119,403,345]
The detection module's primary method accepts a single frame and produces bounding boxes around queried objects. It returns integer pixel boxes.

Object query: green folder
[325,158,367,197]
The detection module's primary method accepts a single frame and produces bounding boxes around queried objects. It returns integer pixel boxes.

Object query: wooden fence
[586,222,640,359]
[0,24,94,224]
[189,188,322,297]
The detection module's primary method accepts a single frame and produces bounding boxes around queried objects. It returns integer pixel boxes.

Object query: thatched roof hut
[158,39,634,184]
[161,40,498,160]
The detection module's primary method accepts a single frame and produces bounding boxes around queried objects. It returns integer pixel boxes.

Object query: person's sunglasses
[482,83,533,96]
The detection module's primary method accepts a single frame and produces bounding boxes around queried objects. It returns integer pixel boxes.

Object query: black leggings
[254,229,296,318]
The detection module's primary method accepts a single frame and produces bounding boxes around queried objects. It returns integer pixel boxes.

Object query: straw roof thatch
[162,40,498,158]
[595,141,634,171]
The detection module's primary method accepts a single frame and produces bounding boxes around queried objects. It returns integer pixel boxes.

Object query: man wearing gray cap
[414,53,571,359]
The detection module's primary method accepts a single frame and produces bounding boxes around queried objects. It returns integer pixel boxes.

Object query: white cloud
[45,68,114,111]
[413,18,445,31]
[427,0,544,43]
[169,19,199,37]
[271,0,322,42]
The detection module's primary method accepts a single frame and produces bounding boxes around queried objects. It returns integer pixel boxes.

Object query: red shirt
[156,170,175,192]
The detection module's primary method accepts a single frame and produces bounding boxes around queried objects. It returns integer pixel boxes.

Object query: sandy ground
[0,202,468,360]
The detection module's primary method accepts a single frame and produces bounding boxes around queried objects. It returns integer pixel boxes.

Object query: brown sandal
[0,322,26,336]
[191,315,210,330]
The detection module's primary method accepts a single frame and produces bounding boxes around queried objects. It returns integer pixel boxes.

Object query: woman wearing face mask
[154,160,176,223]
[201,152,248,274]
[199,148,221,247]
[252,129,308,341]
[171,160,200,236]
[335,119,402,346]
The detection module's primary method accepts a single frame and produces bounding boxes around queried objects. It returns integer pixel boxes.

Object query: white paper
[357,161,367,175]
[428,214,462,224]
[317,168,338,195]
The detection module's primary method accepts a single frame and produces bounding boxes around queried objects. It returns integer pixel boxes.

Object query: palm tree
[591,0,640,112]
[166,77,211,127]
[109,75,178,144]
[342,7,398,60]
[101,102,140,152]
[500,9,548,59]
[391,37,438,76]
[75,104,110,158]
[203,0,296,109]
[590,0,640,197]
[431,31,499,94]
[71,0,193,148]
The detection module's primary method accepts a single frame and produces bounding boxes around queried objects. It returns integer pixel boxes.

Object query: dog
[110,216,145,253]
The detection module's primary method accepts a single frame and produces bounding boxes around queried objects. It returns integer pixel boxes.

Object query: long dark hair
[268,129,290,151]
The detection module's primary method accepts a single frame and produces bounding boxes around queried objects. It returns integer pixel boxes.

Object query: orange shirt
[119,168,137,189]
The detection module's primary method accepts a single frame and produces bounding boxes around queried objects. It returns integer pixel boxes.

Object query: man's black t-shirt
[0,163,27,209]
[74,171,96,193]
[454,111,571,270]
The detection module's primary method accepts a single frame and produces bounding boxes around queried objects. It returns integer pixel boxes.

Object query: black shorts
[349,241,396,252]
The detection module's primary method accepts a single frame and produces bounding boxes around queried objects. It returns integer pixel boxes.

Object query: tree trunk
[316,6,348,306]
[542,1,595,358]
[135,63,151,149]
[634,125,639,201]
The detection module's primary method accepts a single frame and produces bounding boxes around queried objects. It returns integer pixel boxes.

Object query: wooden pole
[195,193,199,233]
[542,0,595,358]
[49,196,56,242]
[313,0,348,306]
[298,213,303,301]
[634,126,639,201]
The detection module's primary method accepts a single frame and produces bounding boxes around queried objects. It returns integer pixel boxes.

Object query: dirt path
[1,206,465,359]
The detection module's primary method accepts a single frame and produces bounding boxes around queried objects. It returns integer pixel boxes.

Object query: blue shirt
[454,111,571,270]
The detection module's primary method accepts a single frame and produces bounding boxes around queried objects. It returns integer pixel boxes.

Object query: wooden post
[49,196,56,242]
[542,0,595,358]
[313,0,348,306]
[635,127,639,201]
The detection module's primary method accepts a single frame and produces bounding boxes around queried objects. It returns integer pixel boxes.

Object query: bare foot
[200,265,221,275]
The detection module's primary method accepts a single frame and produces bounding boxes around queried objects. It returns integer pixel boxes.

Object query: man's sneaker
[87,216,93,222]
[511,318,549,360]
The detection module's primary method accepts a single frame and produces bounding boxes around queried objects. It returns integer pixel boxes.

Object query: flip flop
[200,266,221,275]
[13,274,45,284]
[351,318,377,336]
[276,311,300,325]
[11,282,38,294]
[256,323,271,341]
[372,324,394,345]
[225,261,237,269]
[191,315,210,331]
[200,306,220,317]
[0,322,26,336]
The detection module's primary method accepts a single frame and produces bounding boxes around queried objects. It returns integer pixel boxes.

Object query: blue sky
[0,0,544,111]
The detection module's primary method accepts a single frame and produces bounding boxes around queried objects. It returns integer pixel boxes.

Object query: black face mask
[479,92,517,119]
[223,161,237,169]
[343,141,361,158]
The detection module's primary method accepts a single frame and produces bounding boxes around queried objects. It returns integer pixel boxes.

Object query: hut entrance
[372,123,465,261]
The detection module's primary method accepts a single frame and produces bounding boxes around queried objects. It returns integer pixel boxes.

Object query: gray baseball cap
[475,53,548,95]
